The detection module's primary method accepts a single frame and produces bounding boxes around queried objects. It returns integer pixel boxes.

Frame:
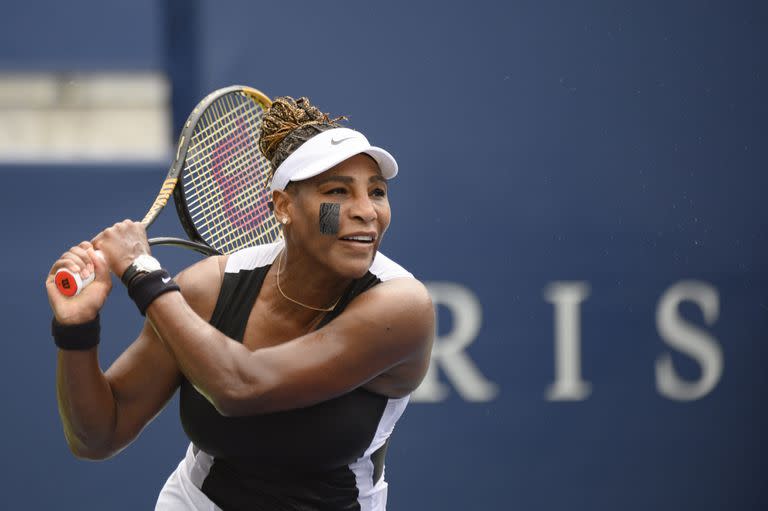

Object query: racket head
[170,86,282,255]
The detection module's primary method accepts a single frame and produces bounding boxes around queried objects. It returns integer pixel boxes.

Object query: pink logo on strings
[210,119,270,233]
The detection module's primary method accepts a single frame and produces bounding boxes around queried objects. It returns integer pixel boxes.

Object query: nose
[349,193,377,224]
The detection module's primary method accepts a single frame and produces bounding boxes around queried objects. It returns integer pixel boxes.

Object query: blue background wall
[1,1,766,509]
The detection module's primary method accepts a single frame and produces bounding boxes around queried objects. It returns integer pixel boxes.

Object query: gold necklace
[276,251,342,312]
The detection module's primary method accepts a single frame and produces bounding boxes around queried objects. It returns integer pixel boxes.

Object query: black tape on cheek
[319,203,340,235]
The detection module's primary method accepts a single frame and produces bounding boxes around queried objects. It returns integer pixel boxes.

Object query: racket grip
[55,250,103,297]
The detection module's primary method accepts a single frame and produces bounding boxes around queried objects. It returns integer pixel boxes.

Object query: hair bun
[259,96,346,168]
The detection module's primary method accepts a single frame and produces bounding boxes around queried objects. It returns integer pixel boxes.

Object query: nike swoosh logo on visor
[162,276,171,284]
[331,136,356,145]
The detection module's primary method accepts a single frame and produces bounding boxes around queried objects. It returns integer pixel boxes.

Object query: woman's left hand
[92,220,152,279]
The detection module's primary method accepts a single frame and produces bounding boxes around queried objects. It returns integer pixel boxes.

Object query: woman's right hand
[46,241,112,325]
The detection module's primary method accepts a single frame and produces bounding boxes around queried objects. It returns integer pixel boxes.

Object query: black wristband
[52,314,100,351]
[120,264,141,287]
[127,269,180,316]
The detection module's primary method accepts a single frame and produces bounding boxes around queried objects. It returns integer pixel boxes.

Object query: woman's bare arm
[146,276,434,416]
[49,245,223,459]
[56,322,182,460]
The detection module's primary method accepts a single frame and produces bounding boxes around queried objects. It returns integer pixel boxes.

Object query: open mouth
[339,234,376,244]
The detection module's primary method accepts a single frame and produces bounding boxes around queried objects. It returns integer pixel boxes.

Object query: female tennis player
[46,96,434,511]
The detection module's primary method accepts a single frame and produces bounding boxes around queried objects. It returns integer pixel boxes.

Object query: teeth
[343,236,373,242]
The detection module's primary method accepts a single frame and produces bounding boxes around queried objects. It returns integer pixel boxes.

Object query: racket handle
[55,250,103,297]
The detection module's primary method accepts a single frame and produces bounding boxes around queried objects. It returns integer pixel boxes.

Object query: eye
[371,187,387,198]
[325,187,348,195]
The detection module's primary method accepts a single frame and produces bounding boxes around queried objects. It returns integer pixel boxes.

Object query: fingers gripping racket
[55,85,282,296]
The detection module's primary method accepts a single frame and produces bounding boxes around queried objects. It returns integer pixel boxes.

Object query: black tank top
[179,242,413,510]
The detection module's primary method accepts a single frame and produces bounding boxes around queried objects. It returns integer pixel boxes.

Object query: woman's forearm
[146,291,256,416]
[56,349,118,460]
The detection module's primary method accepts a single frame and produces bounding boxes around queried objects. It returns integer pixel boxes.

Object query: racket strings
[186,99,257,155]
[188,176,269,238]
[188,99,270,249]
[182,92,280,254]
[186,119,258,230]
[187,145,263,249]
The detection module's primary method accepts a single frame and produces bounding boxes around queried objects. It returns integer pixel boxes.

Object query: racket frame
[55,85,274,297]
[146,85,273,255]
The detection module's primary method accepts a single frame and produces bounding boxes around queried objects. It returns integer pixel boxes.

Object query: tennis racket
[55,85,281,296]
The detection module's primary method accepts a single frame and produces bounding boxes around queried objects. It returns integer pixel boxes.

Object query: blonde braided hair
[259,96,346,174]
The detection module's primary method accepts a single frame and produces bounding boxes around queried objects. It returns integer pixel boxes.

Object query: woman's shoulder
[225,240,284,273]
[362,253,431,319]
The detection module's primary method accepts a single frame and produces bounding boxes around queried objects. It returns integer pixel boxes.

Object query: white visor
[270,127,398,191]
